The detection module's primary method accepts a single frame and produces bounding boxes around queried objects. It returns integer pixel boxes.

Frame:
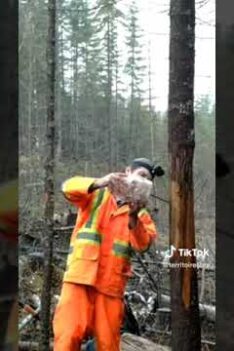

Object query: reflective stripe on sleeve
[86,189,105,228]
[112,239,131,259]
[77,231,102,244]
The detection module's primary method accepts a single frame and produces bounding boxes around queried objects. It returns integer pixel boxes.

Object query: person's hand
[94,173,113,189]
[128,201,145,216]
[107,173,127,194]
[92,173,126,190]
[128,201,145,229]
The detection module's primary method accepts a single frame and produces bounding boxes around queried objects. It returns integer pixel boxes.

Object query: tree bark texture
[39,0,56,349]
[168,0,201,350]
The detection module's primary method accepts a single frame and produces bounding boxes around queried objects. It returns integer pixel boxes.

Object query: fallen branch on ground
[19,333,170,351]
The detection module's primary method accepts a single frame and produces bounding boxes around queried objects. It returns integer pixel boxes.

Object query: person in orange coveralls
[53,158,160,351]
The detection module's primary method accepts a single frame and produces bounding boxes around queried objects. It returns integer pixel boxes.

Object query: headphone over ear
[131,158,165,179]
[152,165,165,177]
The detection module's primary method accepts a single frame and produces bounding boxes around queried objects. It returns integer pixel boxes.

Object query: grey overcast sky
[118,0,215,111]
[64,0,215,112]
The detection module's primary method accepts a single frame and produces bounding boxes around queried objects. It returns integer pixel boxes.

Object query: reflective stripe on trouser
[53,283,124,351]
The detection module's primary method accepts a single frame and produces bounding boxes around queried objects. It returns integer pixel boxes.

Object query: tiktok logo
[163,245,209,259]
[164,245,177,258]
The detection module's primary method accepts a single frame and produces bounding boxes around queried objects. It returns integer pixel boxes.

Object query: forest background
[19,0,215,348]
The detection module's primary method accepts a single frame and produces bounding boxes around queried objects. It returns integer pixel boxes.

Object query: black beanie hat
[130,158,165,179]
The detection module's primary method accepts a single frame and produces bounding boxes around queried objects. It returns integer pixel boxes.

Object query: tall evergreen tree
[95,0,123,170]
[125,0,146,158]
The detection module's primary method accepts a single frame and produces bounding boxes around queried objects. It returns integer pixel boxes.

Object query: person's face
[126,166,152,180]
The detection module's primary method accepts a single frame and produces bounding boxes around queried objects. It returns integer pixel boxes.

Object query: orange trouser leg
[53,283,94,351]
[94,293,124,351]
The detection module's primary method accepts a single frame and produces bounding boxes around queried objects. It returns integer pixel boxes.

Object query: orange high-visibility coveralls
[53,177,158,351]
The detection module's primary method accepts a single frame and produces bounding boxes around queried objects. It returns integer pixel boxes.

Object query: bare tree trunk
[73,33,79,155]
[168,0,201,350]
[115,50,119,170]
[107,14,113,171]
[39,0,56,349]
[148,39,155,161]
[27,20,33,159]
[56,14,64,161]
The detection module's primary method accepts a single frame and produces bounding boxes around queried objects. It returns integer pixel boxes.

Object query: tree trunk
[148,39,155,161]
[114,40,119,170]
[27,20,33,158]
[73,34,79,155]
[39,0,56,349]
[168,0,201,350]
[107,14,113,171]
[129,47,135,159]
[55,11,64,161]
